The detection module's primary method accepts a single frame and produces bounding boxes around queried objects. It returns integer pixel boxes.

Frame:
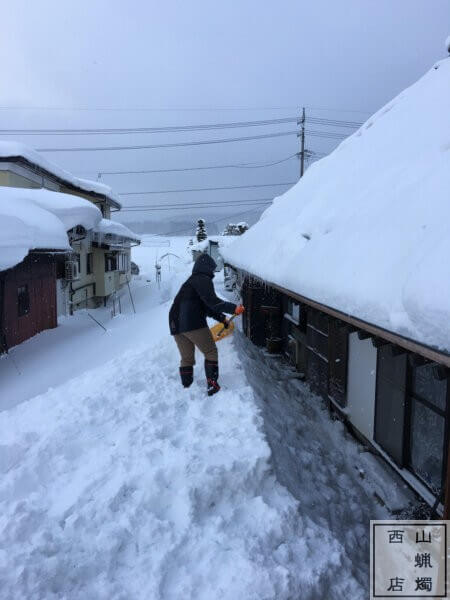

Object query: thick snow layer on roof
[191,235,237,252]
[0,187,101,271]
[223,57,450,352]
[94,218,141,242]
[0,141,121,206]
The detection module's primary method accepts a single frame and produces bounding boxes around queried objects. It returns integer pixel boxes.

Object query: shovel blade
[210,320,235,342]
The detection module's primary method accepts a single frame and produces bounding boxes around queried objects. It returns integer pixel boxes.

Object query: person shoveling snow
[169,253,244,395]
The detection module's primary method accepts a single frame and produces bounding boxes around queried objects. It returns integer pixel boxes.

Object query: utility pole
[300,107,306,178]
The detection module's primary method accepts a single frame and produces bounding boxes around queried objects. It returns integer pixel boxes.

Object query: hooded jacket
[169,254,237,335]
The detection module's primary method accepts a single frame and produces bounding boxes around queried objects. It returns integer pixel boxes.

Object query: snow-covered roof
[222,56,450,353]
[191,235,236,252]
[93,218,141,243]
[0,186,102,271]
[0,141,121,209]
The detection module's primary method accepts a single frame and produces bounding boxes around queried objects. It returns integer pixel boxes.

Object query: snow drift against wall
[223,57,450,352]
[0,187,101,271]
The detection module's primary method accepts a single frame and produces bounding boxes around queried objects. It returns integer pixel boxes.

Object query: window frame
[404,359,450,494]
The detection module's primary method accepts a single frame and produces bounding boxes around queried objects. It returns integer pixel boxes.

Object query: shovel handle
[217,313,237,338]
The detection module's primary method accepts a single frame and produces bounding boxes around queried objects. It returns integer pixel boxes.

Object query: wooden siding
[1,254,57,350]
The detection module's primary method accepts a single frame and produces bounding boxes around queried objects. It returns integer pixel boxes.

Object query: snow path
[1,332,354,599]
[0,239,413,599]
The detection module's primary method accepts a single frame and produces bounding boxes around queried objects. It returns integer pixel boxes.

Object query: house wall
[90,246,132,299]
[0,162,60,190]
[70,237,98,309]
[237,269,450,507]
[0,254,57,350]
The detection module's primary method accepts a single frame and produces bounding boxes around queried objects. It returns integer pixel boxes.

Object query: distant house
[222,56,450,516]
[0,142,140,313]
[0,187,100,351]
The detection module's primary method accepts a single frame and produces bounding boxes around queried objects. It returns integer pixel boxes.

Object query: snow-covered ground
[0,236,414,599]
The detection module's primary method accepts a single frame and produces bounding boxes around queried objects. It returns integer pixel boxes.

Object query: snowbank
[0,141,121,207]
[94,218,141,242]
[0,187,101,271]
[223,57,450,352]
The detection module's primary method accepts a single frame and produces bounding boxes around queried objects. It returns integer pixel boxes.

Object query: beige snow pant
[174,327,218,367]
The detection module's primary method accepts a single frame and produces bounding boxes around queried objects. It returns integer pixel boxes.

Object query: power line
[0,117,299,136]
[121,200,273,212]
[122,197,276,210]
[119,181,296,196]
[36,130,299,153]
[97,153,299,176]
[0,115,362,136]
[0,117,361,138]
[305,129,348,140]
[307,116,363,128]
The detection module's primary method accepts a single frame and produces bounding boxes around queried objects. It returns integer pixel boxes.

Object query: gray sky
[1,0,448,233]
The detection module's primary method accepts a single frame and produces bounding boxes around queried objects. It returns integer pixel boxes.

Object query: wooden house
[222,56,450,516]
[0,186,100,351]
[0,142,140,312]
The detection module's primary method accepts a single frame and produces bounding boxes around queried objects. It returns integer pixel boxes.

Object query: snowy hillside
[223,57,450,352]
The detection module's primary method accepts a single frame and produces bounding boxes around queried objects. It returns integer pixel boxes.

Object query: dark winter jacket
[169,254,237,335]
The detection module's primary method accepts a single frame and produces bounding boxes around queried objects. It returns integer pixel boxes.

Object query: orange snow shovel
[210,314,237,342]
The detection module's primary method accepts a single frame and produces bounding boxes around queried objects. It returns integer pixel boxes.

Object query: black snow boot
[205,360,220,396]
[179,366,193,388]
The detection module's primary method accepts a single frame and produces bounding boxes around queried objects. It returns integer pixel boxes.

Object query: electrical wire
[35,130,299,152]
[121,202,270,213]
[0,116,361,137]
[121,201,273,212]
[307,116,363,128]
[97,153,299,176]
[0,117,299,136]
[119,181,296,196]
[121,197,276,210]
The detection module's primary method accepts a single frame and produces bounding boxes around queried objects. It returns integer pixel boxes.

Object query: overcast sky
[1,1,448,233]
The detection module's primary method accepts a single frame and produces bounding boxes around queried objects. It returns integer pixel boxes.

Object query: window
[118,252,129,272]
[17,285,30,317]
[76,253,81,273]
[86,253,93,275]
[287,298,300,323]
[306,309,329,398]
[105,253,117,272]
[407,362,448,493]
